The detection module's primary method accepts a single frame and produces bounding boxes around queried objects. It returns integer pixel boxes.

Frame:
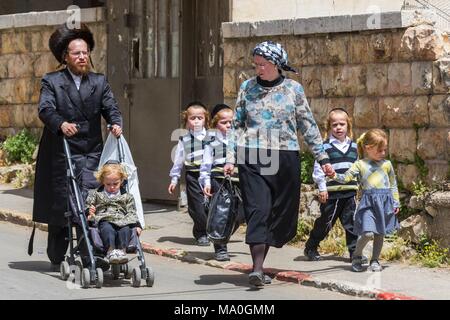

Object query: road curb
[1,210,420,300]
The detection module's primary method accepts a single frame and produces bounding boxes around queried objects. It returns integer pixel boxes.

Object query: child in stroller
[86,161,142,265]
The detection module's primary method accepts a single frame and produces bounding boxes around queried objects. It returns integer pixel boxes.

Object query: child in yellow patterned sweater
[331,128,399,272]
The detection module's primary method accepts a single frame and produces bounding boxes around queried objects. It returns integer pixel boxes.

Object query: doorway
[106,0,230,201]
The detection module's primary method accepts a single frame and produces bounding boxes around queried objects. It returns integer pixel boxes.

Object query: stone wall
[0,8,106,140]
[223,12,450,191]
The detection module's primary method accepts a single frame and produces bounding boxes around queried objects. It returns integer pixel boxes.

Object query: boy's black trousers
[185,171,209,240]
[305,196,358,255]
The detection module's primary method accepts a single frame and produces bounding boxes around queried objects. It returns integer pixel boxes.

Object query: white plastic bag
[99,133,145,228]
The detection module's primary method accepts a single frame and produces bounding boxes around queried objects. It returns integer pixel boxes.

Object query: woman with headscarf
[224,41,334,287]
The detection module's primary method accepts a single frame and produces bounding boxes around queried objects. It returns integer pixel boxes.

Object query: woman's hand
[394,208,400,215]
[318,191,328,204]
[224,163,234,176]
[321,163,335,177]
[110,124,122,137]
[168,183,176,194]
[203,185,212,197]
[136,227,143,236]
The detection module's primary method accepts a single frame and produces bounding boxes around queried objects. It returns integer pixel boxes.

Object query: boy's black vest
[207,130,239,182]
[180,131,209,172]
[324,139,358,199]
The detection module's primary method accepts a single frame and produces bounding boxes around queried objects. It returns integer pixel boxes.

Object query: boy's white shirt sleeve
[312,160,327,192]
[199,144,213,188]
[169,140,185,185]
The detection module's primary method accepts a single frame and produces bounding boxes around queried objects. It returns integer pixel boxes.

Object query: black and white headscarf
[252,41,297,73]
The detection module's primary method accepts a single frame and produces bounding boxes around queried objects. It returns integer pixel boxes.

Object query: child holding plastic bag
[200,104,243,261]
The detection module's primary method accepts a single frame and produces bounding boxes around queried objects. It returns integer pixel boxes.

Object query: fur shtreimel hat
[49,23,95,64]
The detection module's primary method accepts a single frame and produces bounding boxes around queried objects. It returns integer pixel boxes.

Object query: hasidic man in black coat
[32,23,123,269]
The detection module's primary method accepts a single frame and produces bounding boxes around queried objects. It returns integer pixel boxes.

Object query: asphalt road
[0,221,363,301]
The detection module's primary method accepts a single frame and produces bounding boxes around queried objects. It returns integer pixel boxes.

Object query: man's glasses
[68,50,90,58]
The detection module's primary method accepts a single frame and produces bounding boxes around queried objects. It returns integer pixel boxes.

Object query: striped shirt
[169,128,208,185]
[314,136,358,197]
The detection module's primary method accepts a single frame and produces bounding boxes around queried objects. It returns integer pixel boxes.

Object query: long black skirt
[237,148,300,248]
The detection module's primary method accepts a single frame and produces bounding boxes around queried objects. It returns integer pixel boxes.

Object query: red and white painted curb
[0,210,420,300]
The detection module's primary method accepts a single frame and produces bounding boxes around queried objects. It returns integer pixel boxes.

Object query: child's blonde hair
[356,128,388,158]
[94,163,128,183]
[181,101,210,129]
[211,108,233,128]
[325,108,353,140]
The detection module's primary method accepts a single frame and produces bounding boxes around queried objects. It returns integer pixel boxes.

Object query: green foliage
[300,151,315,184]
[411,180,429,197]
[381,233,408,261]
[289,218,313,244]
[413,234,449,268]
[1,130,38,164]
[397,202,420,221]
[319,220,347,256]
[414,153,429,179]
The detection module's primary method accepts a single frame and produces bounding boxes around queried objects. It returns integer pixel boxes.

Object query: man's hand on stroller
[60,121,79,137]
[110,124,122,137]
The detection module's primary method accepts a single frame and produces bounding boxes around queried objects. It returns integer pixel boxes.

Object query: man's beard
[66,61,91,76]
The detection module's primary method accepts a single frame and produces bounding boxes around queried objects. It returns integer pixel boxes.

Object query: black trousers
[185,171,209,240]
[98,221,131,250]
[305,196,358,254]
[47,225,69,264]
[47,224,89,265]
[238,148,300,248]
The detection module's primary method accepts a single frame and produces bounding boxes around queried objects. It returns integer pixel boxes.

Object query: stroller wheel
[60,261,70,281]
[123,264,131,279]
[145,266,155,287]
[131,266,141,287]
[81,268,91,289]
[111,264,120,280]
[95,268,103,289]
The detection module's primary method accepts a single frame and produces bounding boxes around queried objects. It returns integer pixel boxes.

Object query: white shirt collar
[105,190,120,198]
[215,129,228,142]
[329,135,351,145]
[190,128,206,140]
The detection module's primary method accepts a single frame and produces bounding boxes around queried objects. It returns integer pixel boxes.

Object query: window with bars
[130,0,180,79]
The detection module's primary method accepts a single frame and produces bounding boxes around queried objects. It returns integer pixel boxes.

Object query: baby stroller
[59,133,154,288]
[59,136,105,289]
[94,131,154,287]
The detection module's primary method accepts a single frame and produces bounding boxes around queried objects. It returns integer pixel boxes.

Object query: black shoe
[215,250,230,262]
[196,236,211,246]
[249,271,265,287]
[349,252,368,264]
[304,248,321,261]
[351,256,365,272]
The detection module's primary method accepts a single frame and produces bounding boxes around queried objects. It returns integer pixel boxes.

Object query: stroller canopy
[99,133,145,228]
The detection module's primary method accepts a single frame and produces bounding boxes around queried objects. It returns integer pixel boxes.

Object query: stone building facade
[222,10,450,190]
[0,8,106,139]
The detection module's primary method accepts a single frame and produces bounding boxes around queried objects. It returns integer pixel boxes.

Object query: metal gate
[106,0,230,202]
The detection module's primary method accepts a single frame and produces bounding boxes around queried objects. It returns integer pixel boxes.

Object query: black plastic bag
[206,178,241,245]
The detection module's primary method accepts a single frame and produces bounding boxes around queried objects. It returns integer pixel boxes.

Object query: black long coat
[32,68,122,226]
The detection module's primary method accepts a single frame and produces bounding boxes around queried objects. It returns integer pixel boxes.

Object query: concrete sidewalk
[2,183,450,300]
